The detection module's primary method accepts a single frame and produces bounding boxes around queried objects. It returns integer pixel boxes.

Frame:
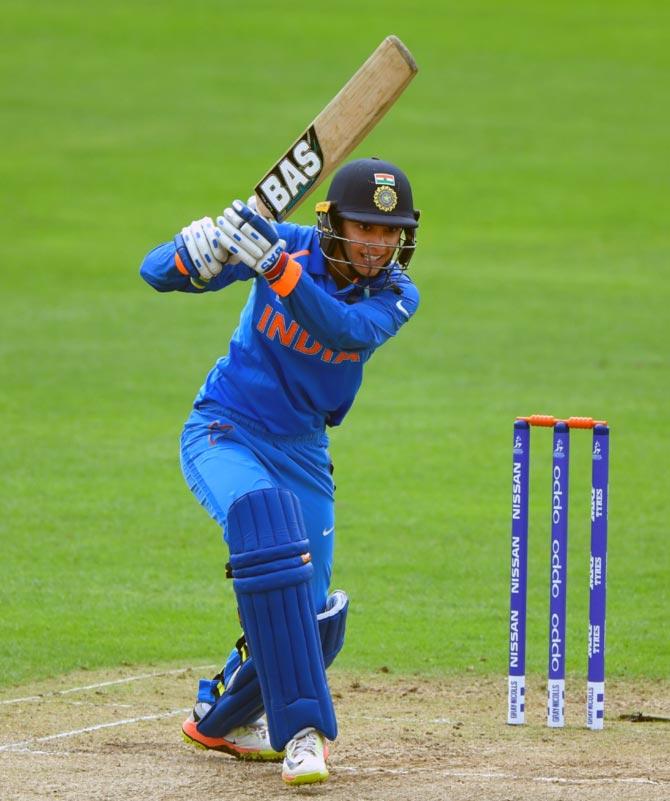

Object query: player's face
[338,219,402,279]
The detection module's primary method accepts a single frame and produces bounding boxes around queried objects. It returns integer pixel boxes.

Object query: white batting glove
[216,200,285,274]
[180,217,237,282]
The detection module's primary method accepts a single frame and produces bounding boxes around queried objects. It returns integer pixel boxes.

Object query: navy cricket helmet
[316,157,420,272]
[325,157,419,228]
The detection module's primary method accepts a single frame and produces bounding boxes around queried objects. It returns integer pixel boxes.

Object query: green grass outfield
[1,0,668,689]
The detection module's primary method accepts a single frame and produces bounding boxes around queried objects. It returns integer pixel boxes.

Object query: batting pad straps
[226,488,337,751]
[195,590,349,740]
[319,589,349,665]
[198,657,265,737]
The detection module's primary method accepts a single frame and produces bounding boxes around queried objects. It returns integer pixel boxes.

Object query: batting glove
[179,217,235,283]
[217,200,286,277]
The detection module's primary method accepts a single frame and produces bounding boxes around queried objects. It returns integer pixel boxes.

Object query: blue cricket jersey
[140,223,419,436]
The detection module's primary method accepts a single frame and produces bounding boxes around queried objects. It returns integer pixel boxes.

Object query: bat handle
[254,193,275,221]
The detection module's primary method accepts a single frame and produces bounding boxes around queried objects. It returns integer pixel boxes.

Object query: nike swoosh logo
[396,299,410,318]
[321,526,335,537]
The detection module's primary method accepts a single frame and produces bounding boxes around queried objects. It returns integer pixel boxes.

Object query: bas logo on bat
[255,126,323,221]
[251,36,417,223]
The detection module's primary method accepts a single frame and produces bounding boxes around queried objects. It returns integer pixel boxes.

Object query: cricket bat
[254,35,418,223]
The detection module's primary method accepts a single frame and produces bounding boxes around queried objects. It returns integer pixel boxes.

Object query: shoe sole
[282,770,329,786]
[182,724,284,762]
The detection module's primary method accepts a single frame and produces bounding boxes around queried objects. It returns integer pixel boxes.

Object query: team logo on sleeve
[395,299,410,317]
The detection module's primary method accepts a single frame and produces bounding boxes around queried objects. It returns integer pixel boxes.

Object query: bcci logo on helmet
[373,185,398,212]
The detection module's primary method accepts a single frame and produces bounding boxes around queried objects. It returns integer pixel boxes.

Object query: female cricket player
[140,157,420,785]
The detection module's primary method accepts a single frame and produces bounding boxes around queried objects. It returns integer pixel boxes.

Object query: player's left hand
[217,200,286,275]
[180,217,236,282]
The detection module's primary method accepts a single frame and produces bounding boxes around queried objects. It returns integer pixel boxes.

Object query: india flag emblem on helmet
[374,172,396,186]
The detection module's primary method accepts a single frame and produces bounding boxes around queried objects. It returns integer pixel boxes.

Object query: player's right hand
[179,217,233,282]
[216,200,286,274]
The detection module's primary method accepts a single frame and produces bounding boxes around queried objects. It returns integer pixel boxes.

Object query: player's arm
[139,200,300,293]
[140,221,255,293]
[279,270,419,351]
[139,241,250,293]
[223,200,419,349]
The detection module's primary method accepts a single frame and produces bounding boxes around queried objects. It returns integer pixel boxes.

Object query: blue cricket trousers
[179,401,335,614]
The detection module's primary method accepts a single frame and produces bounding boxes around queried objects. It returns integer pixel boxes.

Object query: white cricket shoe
[281,727,330,785]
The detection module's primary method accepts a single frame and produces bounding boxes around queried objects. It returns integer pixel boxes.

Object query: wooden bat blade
[255,35,418,222]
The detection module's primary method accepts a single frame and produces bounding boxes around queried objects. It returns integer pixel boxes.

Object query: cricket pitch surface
[2,667,668,800]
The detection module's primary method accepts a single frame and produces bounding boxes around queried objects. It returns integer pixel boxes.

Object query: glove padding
[217,200,285,274]
[180,217,235,282]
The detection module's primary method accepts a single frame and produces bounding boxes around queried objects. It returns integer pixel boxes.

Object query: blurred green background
[1,0,668,688]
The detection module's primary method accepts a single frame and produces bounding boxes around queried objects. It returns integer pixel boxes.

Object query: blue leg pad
[197,590,348,739]
[225,487,337,751]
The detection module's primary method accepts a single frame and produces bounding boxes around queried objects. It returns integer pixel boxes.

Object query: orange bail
[516,415,608,429]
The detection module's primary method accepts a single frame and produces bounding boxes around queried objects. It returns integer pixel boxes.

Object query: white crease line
[4,748,75,756]
[0,708,190,753]
[0,665,217,706]
[341,713,454,725]
[68,702,135,708]
[336,766,666,786]
[534,776,664,786]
